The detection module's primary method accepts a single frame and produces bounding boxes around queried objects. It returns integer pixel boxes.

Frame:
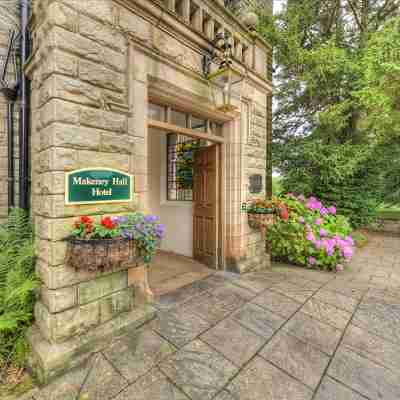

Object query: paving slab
[113,368,189,400]
[182,291,237,325]
[270,281,315,303]
[151,308,210,348]
[37,361,91,400]
[314,376,368,400]
[225,356,313,400]
[159,340,238,400]
[301,298,352,330]
[352,297,400,345]
[313,289,358,313]
[342,324,400,372]
[103,329,176,383]
[260,331,330,389]
[232,302,283,337]
[283,312,342,355]
[79,353,127,400]
[252,289,302,318]
[232,271,285,293]
[200,318,266,366]
[154,284,205,310]
[328,347,400,400]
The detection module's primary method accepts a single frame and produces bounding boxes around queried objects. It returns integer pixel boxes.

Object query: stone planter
[248,212,275,232]
[65,237,134,272]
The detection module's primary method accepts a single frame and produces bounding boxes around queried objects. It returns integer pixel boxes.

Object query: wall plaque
[65,168,133,205]
[249,174,263,194]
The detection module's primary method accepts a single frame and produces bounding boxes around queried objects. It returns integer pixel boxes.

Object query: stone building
[0,0,273,382]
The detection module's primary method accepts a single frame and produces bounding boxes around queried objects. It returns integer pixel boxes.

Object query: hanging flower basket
[65,214,166,271]
[245,198,278,232]
[66,237,134,272]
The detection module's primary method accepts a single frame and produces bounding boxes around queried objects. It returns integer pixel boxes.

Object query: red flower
[279,205,289,221]
[80,216,93,224]
[101,216,116,230]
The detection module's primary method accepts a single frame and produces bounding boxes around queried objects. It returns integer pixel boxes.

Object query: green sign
[65,168,133,205]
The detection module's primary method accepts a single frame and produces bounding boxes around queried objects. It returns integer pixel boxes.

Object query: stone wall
[26,0,155,382]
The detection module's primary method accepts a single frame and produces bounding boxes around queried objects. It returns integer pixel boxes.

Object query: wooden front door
[193,144,219,268]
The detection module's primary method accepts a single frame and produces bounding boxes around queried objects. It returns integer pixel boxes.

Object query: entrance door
[193,145,219,268]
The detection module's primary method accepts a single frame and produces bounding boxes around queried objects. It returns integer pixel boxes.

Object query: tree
[257,1,400,226]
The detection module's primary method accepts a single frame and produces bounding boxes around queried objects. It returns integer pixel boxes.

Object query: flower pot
[66,237,134,272]
[248,212,275,231]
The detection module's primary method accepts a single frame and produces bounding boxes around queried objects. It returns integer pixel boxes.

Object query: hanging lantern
[207,65,244,112]
[203,32,244,113]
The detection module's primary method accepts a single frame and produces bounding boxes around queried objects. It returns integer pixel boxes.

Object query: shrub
[0,209,38,374]
[266,195,355,271]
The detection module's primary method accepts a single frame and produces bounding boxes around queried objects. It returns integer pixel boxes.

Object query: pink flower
[342,246,353,260]
[320,228,327,237]
[324,239,336,257]
[299,216,305,224]
[306,231,316,242]
[308,256,317,265]
[314,240,323,250]
[315,218,323,226]
[336,264,344,272]
[328,206,337,215]
[320,207,329,216]
[345,236,354,246]
[297,195,306,202]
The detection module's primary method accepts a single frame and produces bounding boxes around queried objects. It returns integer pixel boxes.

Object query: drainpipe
[19,0,30,211]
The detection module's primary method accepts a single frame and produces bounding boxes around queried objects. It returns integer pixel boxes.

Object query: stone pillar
[26,0,155,383]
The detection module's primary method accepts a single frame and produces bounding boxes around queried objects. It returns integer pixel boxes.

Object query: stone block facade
[1,0,273,382]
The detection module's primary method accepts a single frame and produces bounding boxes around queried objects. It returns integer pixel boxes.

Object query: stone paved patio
[22,233,400,400]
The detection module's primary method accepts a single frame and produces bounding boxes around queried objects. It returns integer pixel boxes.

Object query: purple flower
[155,223,166,239]
[112,215,128,225]
[308,256,317,265]
[144,215,159,223]
[315,218,323,226]
[336,264,344,272]
[328,206,337,215]
[345,236,354,246]
[299,216,305,224]
[319,228,327,237]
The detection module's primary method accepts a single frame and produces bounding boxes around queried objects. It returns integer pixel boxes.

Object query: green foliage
[0,209,38,371]
[356,17,400,140]
[257,1,400,223]
[280,142,381,228]
[266,195,354,271]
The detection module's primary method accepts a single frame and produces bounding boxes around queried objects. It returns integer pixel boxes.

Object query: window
[148,103,223,201]
[167,134,203,201]
[148,103,165,121]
